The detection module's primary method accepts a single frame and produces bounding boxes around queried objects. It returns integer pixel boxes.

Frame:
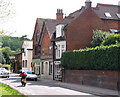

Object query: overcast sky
[1,0,120,39]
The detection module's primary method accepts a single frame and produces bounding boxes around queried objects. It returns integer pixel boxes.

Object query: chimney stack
[85,0,92,9]
[56,9,63,21]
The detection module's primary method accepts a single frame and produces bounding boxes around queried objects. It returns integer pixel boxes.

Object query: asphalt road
[0,74,100,97]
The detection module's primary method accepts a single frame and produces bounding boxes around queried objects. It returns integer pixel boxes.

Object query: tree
[91,30,109,47]
[102,33,120,46]
[2,46,13,64]
[0,0,14,22]
[0,0,14,36]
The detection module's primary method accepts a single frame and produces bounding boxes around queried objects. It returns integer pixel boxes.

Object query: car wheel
[7,76,9,78]
[35,78,37,81]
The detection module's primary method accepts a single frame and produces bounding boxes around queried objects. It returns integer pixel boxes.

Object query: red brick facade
[41,26,53,59]
[32,20,41,59]
[103,19,119,30]
[65,8,109,50]
[15,52,22,72]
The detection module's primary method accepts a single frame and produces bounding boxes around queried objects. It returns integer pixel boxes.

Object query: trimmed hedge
[61,45,120,70]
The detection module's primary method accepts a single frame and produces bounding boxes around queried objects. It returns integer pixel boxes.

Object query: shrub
[91,30,109,47]
[102,34,120,46]
[61,45,119,70]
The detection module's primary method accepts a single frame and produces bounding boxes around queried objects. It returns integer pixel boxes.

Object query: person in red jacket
[19,72,27,82]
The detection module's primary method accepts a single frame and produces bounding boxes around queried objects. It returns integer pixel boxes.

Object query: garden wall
[62,70,119,90]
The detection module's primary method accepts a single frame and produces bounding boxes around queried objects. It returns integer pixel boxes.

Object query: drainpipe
[52,32,56,80]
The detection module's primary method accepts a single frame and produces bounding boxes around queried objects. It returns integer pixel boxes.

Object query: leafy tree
[102,33,120,46]
[0,0,14,36]
[91,30,109,47]
[2,47,11,64]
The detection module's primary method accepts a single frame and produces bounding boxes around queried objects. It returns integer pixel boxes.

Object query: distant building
[22,41,33,72]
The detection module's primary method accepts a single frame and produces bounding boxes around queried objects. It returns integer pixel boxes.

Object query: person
[19,72,27,82]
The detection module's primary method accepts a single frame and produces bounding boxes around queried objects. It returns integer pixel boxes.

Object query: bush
[61,45,119,70]
[102,34,120,46]
[91,30,108,47]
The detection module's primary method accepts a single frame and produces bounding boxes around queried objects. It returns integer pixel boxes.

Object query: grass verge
[0,82,25,97]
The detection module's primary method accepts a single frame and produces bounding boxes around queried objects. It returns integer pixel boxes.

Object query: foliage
[0,35,31,64]
[91,30,109,47]
[2,35,31,51]
[0,83,24,96]
[102,33,120,46]
[61,44,119,70]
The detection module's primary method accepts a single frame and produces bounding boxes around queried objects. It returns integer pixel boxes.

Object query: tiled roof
[66,3,120,21]
[44,19,59,39]
[94,3,119,20]
[32,18,45,39]
[37,18,45,31]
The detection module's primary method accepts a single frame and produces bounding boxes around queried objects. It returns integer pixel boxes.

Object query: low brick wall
[62,70,119,90]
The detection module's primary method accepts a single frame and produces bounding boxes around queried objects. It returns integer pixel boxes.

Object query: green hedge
[61,45,120,70]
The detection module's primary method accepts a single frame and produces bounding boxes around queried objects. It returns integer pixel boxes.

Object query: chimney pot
[56,9,63,21]
[85,0,92,9]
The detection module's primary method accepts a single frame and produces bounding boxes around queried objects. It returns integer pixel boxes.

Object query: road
[0,74,99,97]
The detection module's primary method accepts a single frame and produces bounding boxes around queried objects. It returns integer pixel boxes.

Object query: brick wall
[41,26,52,58]
[33,21,41,59]
[103,19,119,30]
[62,70,119,90]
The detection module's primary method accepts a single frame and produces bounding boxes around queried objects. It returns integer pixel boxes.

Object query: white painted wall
[22,41,33,71]
[56,41,66,59]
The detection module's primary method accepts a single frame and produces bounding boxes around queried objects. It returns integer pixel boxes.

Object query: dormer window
[116,13,120,18]
[56,24,64,38]
[104,12,112,18]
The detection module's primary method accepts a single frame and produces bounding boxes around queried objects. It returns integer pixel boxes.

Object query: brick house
[53,0,120,80]
[32,18,44,75]
[14,52,22,73]
[38,9,63,80]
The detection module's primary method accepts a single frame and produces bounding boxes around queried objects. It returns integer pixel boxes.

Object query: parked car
[0,68,10,78]
[25,71,37,81]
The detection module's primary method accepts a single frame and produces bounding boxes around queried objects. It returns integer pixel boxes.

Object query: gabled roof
[22,41,33,49]
[45,19,59,39]
[32,18,45,39]
[38,19,60,45]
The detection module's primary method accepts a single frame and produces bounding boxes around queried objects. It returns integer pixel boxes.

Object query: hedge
[61,45,120,70]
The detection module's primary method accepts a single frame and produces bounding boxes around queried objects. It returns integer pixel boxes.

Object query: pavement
[38,78,119,96]
[1,73,119,96]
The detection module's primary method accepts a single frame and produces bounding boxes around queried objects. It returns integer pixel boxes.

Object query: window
[116,13,120,18]
[49,45,53,56]
[61,26,64,37]
[35,47,38,55]
[57,45,60,57]
[25,60,27,67]
[110,29,118,33]
[41,62,44,74]
[104,12,112,18]
[36,31,39,42]
[49,62,53,75]
[24,51,26,56]
[62,45,64,48]
[22,60,24,67]
[42,47,44,56]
